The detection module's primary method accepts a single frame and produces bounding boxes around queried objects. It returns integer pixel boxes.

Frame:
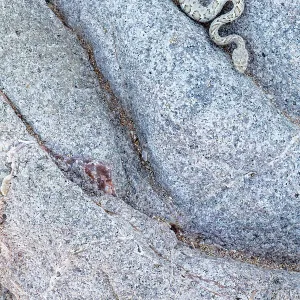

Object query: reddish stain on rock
[42,145,116,196]
[84,162,116,196]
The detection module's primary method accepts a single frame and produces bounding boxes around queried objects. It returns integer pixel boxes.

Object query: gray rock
[1,101,300,299]
[0,283,15,300]
[1,0,300,298]
[230,0,300,122]
[49,0,300,263]
[0,0,175,223]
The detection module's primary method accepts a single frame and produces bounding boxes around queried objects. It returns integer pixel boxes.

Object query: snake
[178,0,249,73]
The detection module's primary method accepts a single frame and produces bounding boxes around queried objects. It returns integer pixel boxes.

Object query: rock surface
[1,90,300,299]
[230,0,300,123]
[48,0,300,263]
[0,0,299,299]
[0,0,176,224]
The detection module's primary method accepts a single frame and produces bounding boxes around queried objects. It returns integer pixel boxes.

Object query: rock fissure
[148,244,244,298]
[46,1,183,217]
[0,90,44,146]
[100,268,120,300]
[246,73,300,127]
[0,91,116,198]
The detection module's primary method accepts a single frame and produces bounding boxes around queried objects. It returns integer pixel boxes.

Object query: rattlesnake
[178,0,249,73]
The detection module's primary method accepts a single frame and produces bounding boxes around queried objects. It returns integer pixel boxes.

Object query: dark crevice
[41,145,117,197]
[100,269,120,300]
[0,90,45,147]
[148,244,240,298]
[170,224,300,272]
[0,90,117,198]
[245,73,300,127]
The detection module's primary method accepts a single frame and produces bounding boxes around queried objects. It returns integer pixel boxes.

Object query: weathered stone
[0,0,299,298]
[1,101,299,299]
[0,284,15,300]
[49,0,300,263]
[0,0,175,223]
[230,0,300,122]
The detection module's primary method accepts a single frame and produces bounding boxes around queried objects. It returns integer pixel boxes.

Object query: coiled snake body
[178,0,249,73]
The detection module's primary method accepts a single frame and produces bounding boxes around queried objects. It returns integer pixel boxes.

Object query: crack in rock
[0,90,116,198]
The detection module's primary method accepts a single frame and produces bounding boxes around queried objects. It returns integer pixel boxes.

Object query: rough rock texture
[0,0,299,299]
[0,0,176,223]
[230,0,300,123]
[0,283,15,300]
[48,0,300,263]
[1,94,300,299]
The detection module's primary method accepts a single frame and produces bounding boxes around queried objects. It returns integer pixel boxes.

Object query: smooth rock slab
[50,0,300,263]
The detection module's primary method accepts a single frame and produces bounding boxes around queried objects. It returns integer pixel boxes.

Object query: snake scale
[178,0,249,73]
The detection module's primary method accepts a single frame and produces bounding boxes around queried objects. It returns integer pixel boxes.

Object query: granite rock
[0,0,299,298]
[49,0,300,262]
[1,98,300,299]
[230,0,300,122]
[0,0,176,224]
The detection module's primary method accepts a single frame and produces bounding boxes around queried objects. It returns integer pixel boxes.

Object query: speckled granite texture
[0,0,299,299]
